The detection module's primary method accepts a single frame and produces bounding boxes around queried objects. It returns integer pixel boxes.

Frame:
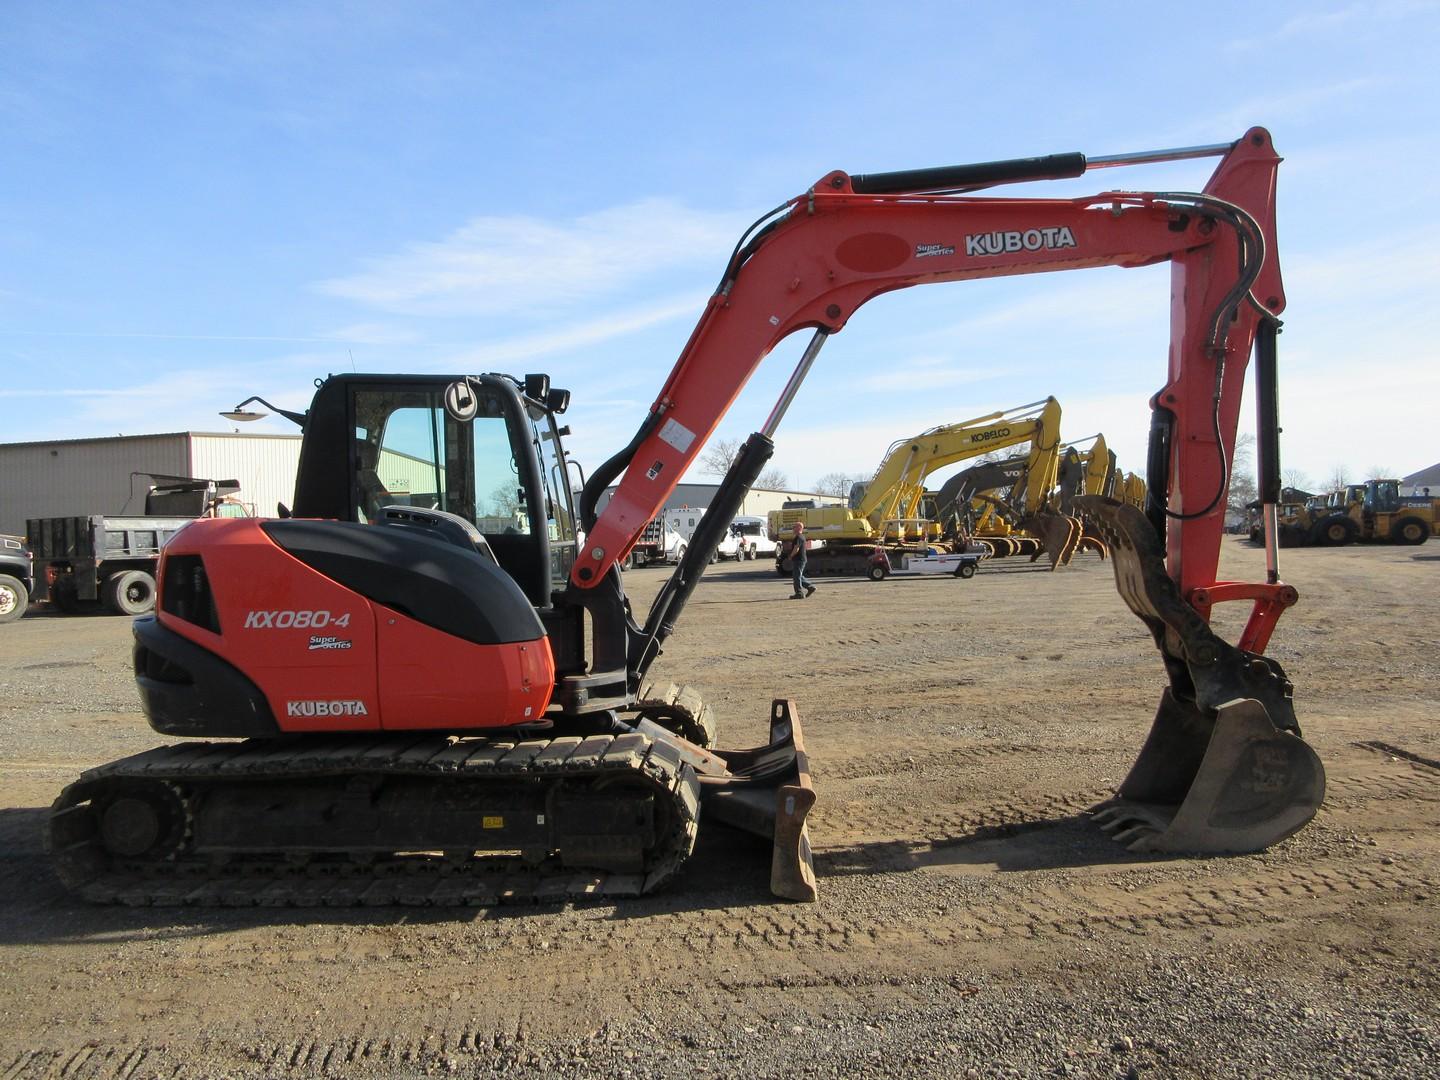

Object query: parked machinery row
[1250,479,1433,547]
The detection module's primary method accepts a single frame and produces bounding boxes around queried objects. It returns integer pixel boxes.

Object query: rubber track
[633,681,718,748]
[47,731,700,907]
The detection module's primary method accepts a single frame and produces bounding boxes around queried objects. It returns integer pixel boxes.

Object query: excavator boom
[576,128,1322,856]
[576,130,1284,596]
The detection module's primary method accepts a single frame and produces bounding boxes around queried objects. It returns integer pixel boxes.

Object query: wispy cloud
[1207,78,1381,130]
[317,200,745,317]
[318,322,422,346]
[857,354,996,392]
[446,291,711,369]
[1286,230,1440,304]
[1224,0,1438,53]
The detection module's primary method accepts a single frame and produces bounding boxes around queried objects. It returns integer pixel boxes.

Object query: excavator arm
[575,129,1282,597]
[1085,434,1116,497]
[1007,403,1065,517]
[575,128,1322,856]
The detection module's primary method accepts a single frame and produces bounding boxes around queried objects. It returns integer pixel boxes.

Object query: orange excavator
[49,128,1324,906]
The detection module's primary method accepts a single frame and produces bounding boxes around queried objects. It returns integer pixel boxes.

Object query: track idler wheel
[1091,691,1325,852]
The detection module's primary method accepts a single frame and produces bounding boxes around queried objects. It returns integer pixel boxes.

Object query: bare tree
[1282,467,1311,494]
[698,437,741,478]
[1364,464,1393,481]
[488,482,521,517]
[755,468,789,491]
[977,444,1028,466]
[814,472,866,498]
[1226,472,1258,519]
[1325,465,1351,492]
[1231,431,1255,474]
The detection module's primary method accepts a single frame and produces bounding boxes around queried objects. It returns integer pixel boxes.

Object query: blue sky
[5,2,1438,493]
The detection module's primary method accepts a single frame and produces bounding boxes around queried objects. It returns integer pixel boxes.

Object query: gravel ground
[1,537,1436,1079]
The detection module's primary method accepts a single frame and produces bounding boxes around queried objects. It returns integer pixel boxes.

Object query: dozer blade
[699,699,818,902]
[1074,495,1326,854]
[1091,691,1326,852]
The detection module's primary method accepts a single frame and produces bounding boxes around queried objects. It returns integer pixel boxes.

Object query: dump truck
[28,475,249,615]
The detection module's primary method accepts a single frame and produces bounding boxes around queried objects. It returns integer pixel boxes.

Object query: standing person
[786,522,817,599]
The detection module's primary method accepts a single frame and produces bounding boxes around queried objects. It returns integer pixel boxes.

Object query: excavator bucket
[1074,495,1326,854]
[1091,691,1325,851]
[698,699,818,901]
[1026,511,1083,570]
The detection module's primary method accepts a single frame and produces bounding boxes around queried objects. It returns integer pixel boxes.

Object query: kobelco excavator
[49,128,1324,906]
[768,397,1069,574]
[931,425,1082,568]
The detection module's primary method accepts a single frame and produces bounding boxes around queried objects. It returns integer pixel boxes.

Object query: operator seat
[354,440,392,523]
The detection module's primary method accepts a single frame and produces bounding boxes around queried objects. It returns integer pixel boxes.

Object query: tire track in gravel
[1319,760,1440,810]
[820,742,1073,781]
[680,858,1433,953]
[6,858,1430,1077]
[812,788,1115,848]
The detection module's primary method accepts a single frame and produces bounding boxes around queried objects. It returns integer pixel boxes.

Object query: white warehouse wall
[0,434,191,536]
[188,433,303,519]
[0,432,303,537]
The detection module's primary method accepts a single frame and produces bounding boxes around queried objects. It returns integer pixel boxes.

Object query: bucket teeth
[1089,801,1173,851]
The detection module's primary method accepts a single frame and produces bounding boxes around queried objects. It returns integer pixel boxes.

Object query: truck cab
[728,516,774,560]
[664,507,742,561]
[0,534,34,623]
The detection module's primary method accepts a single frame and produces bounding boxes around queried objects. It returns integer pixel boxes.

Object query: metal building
[0,432,302,537]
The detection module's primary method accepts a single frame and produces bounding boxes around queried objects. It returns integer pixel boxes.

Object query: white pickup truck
[727,515,775,560]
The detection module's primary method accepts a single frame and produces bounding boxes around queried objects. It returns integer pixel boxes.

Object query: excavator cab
[295,373,577,604]
[285,373,595,686]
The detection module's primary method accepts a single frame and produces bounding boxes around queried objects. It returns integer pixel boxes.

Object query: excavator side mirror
[443,379,479,423]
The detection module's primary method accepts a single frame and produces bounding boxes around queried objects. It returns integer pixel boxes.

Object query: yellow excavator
[970,447,1084,569]
[921,407,1085,569]
[1055,434,1117,558]
[769,398,1071,574]
[1117,471,1147,510]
